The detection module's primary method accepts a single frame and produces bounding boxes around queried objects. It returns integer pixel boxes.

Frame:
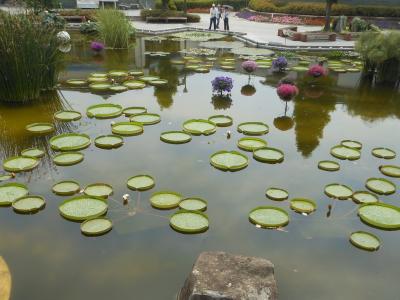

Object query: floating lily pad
[350,231,380,251]
[109,85,128,93]
[185,64,201,71]
[128,70,144,76]
[170,210,209,233]
[352,191,379,204]
[324,183,353,199]
[160,131,192,144]
[249,206,289,228]
[94,135,124,149]
[21,148,45,158]
[330,145,361,160]
[379,165,400,178]
[290,198,316,214]
[25,123,54,134]
[365,178,396,195]
[139,76,160,83]
[53,152,84,166]
[87,103,123,119]
[347,68,361,72]
[89,83,112,91]
[171,60,185,65]
[54,110,82,122]
[237,137,267,151]
[12,195,45,213]
[179,198,207,211]
[149,79,168,86]
[0,174,12,182]
[59,196,108,221]
[194,68,210,73]
[108,70,128,77]
[0,183,28,206]
[220,65,235,70]
[81,217,113,236]
[358,203,400,230]
[183,119,217,135]
[210,150,249,171]
[318,160,340,171]
[265,188,288,201]
[253,147,284,163]
[291,66,309,72]
[123,80,146,89]
[237,122,269,135]
[88,76,108,83]
[341,140,362,150]
[208,115,233,127]
[150,191,183,209]
[122,106,147,117]
[127,175,155,191]
[372,147,396,159]
[111,122,143,136]
[84,183,113,199]
[90,72,108,78]
[66,79,87,86]
[52,180,80,196]
[3,156,39,172]
[50,133,91,151]
[130,113,161,125]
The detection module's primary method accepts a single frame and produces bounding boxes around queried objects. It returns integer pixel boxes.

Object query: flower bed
[236,10,327,26]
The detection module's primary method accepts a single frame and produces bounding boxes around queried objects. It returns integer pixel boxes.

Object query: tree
[324,0,338,31]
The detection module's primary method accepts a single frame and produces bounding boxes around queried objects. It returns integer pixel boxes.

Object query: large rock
[178,251,277,300]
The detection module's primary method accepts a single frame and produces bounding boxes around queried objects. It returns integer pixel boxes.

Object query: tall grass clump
[0,13,63,103]
[96,9,134,49]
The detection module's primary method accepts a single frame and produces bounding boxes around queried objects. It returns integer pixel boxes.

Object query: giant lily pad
[59,196,108,221]
[237,137,267,151]
[12,195,45,213]
[352,191,379,204]
[265,188,288,201]
[358,203,400,230]
[88,76,108,83]
[324,183,353,199]
[170,210,209,233]
[111,122,143,136]
[253,147,284,163]
[249,206,289,228]
[130,113,161,125]
[0,183,28,206]
[160,131,192,144]
[372,147,396,159]
[81,217,113,236]
[210,150,249,171]
[123,80,146,89]
[330,145,360,160]
[0,174,12,182]
[21,148,45,158]
[350,231,380,251]
[179,198,207,211]
[127,175,155,191]
[86,103,123,119]
[26,123,54,134]
[237,122,269,135]
[220,65,235,70]
[341,140,362,150]
[53,152,84,166]
[290,198,316,214]
[379,165,400,178]
[128,70,144,76]
[138,76,160,83]
[84,183,113,199]
[66,79,87,86]
[122,106,147,117]
[109,85,128,93]
[52,180,80,196]
[150,191,183,209]
[108,70,128,77]
[90,72,108,78]
[89,83,112,91]
[50,133,91,151]
[3,156,39,172]
[183,119,217,135]
[208,115,233,127]
[365,178,396,195]
[54,110,82,122]
[149,79,168,87]
[318,160,340,171]
[94,135,124,149]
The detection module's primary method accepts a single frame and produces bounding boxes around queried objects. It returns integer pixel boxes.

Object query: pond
[0,33,399,300]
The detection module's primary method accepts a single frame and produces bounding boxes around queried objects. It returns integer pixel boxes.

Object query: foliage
[21,0,57,13]
[155,0,247,11]
[58,9,96,21]
[80,21,98,34]
[350,17,369,32]
[212,76,233,94]
[40,11,66,29]
[140,9,200,23]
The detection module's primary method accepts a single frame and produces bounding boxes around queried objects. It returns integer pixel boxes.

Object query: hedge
[155,0,247,11]
[140,9,201,22]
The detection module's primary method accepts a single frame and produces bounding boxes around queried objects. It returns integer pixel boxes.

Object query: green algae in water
[52,180,80,196]
[3,156,39,172]
[160,131,192,144]
[25,122,54,134]
[81,217,113,236]
[54,110,82,122]
[208,115,233,127]
[372,147,396,159]
[86,103,123,119]
[53,152,84,166]
[350,231,380,251]
[12,196,45,213]
[290,198,316,214]
[210,151,249,171]
[0,183,29,206]
[94,135,124,149]
[358,203,400,230]
[237,137,267,152]
[365,178,396,195]
[318,160,340,171]
[127,175,155,191]
[21,148,45,158]
[183,119,216,136]
[179,198,207,211]
[237,122,269,135]
[111,122,144,136]
[379,165,400,178]
[150,191,183,209]
[265,188,288,201]
[59,196,108,221]
[84,183,113,199]
[249,206,289,228]
[253,147,284,163]
[170,210,209,233]
[352,191,379,204]
[324,184,353,200]
[130,113,161,125]
[50,133,91,151]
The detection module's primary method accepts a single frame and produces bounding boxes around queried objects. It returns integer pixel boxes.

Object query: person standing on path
[208,4,217,31]
[223,7,230,31]
[216,4,222,29]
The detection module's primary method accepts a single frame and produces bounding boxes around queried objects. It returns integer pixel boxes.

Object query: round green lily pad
[59,196,108,221]
[194,68,210,73]
[130,113,161,125]
[12,195,45,213]
[88,76,108,83]
[81,217,113,236]
[372,147,396,159]
[220,65,235,70]
[183,119,217,136]
[365,178,396,195]
[109,85,128,93]
[350,231,380,251]
[52,180,80,196]
[185,64,201,71]
[291,66,309,72]
[150,191,183,209]
[170,210,209,233]
[237,137,267,151]
[249,206,289,228]
[0,183,29,206]
[25,123,54,134]
[0,174,12,182]
[330,145,361,160]
[122,106,147,117]
[54,110,82,122]
[90,72,108,78]
[237,122,269,136]
[318,160,340,171]
[108,70,128,77]
[128,70,144,76]
[253,147,284,163]
[66,79,87,86]
[3,156,39,172]
[379,165,400,178]
[53,152,84,166]
[139,76,159,83]
[341,140,362,149]
[111,122,143,136]
[358,203,400,230]
[84,183,113,199]
[265,188,289,201]
[21,148,45,158]
[87,103,123,119]
[290,198,316,214]
[208,115,233,127]
[352,191,379,204]
[89,83,112,91]
[127,175,155,191]
[210,150,249,171]
[123,80,146,89]
[160,131,192,144]
[324,183,353,199]
[50,133,91,151]
[347,68,361,72]
[94,135,124,149]
[179,198,207,211]
[149,79,168,86]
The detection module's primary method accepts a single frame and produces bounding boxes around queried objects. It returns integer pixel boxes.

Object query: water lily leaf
[185,64,201,71]
[324,183,353,199]
[352,191,379,204]
[108,70,128,77]
[0,183,28,206]
[90,72,108,78]
[0,256,11,300]
[171,60,185,65]
[208,115,233,127]
[210,150,249,171]
[81,217,113,236]
[84,183,113,199]
[86,103,123,119]
[138,76,160,83]
[170,210,209,233]
[0,174,12,182]
[128,70,144,76]
[237,122,269,135]
[94,135,124,149]
[52,180,80,196]
[379,165,400,178]
[350,231,380,251]
[54,110,82,122]
[127,175,155,191]
[330,145,360,160]
[59,195,108,221]
[160,131,192,144]
[25,122,54,134]
[123,80,146,89]
[346,68,361,72]
[358,203,400,230]
[253,147,284,163]
[237,137,267,151]
[53,152,84,166]
[89,83,112,91]
[249,206,289,228]
[220,65,235,70]
[50,133,91,151]
[3,156,39,172]
[12,195,45,213]
[66,79,87,86]
[149,79,168,86]
[183,119,217,136]
[194,67,210,73]
[290,198,316,214]
[150,191,183,209]
[122,106,147,117]
[318,160,340,171]
[265,188,288,201]
[372,147,396,159]
[290,66,309,72]
[109,85,128,93]
[130,113,161,125]
[111,122,143,136]
[341,140,362,150]
[365,178,396,195]
[88,77,108,83]
[21,148,45,158]
[178,198,207,211]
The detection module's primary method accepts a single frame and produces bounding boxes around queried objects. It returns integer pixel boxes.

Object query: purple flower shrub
[272,56,288,72]
[241,60,258,74]
[90,41,104,53]
[212,76,233,95]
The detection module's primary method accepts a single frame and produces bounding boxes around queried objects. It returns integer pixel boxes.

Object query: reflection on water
[0,35,400,300]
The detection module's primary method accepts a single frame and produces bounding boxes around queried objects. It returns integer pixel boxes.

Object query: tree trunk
[183,0,187,14]
[324,1,332,31]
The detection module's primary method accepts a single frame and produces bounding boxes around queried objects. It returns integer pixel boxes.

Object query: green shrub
[140,9,201,22]
[351,17,368,32]
[79,21,98,34]
[155,0,247,11]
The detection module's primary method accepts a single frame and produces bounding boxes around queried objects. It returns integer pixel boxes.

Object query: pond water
[0,34,400,300]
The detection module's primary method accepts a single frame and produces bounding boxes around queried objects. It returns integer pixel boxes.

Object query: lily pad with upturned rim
[160,131,192,144]
[249,206,289,228]
[318,160,340,171]
[81,217,113,236]
[89,83,112,91]
[0,174,12,182]
[379,165,400,178]
[139,76,160,83]
[352,191,379,204]
[12,195,45,213]
[52,180,80,196]
[350,231,380,251]
[237,122,269,136]
[178,198,207,211]
[25,123,54,134]
[365,178,396,195]
[59,195,108,221]
[128,70,144,76]
[53,152,84,166]
[109,85,128,93]
[90,72,108,78]
[127,175,155,191]
[54,110,82,122]
[150,191,183,209]
[123,80,146,89]
[330,145,361,160]
[88,76,109,83]
[237,137,267,151]
[183,119,217,136]
[324,183,353,199]
[253,147,284,163]
[0,183,29,206]
[290,198,316,214]
[50,133,91,151]
[149,79,168,86]
[265,188,289,201]
[66,79,87,86]
[86,103,123,119]
[130,113,161,125]
[220,65,235,70]
[108,70,128,77]
[111,122,144,136]
[358,203,400,230]
[208,115,233,127]
[122,106,147,117]
[170,210,209,233]
[372,147,396,159]
[3,156,39,172]
[341,140,362,150]
[94,135,124,149]
[21,148,45,158]
[210,150,249,171]
[84,183,113,199]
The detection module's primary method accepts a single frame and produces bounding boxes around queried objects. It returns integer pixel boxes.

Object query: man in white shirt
[208,4,217,30]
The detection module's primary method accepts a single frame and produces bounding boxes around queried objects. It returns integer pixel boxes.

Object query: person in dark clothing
[208,4,217,31]
[216,4,222,29]
[223,7,230,31]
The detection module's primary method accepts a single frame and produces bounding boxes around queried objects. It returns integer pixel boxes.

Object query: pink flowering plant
[307,65,328,78]
[241,60,258,74]
[277,83,299,101]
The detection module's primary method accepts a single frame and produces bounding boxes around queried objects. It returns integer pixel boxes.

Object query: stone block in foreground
[178,251,277,300]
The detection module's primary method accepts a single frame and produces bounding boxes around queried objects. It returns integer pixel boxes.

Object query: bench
[146,16,187,23]
[62,15,86,23]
